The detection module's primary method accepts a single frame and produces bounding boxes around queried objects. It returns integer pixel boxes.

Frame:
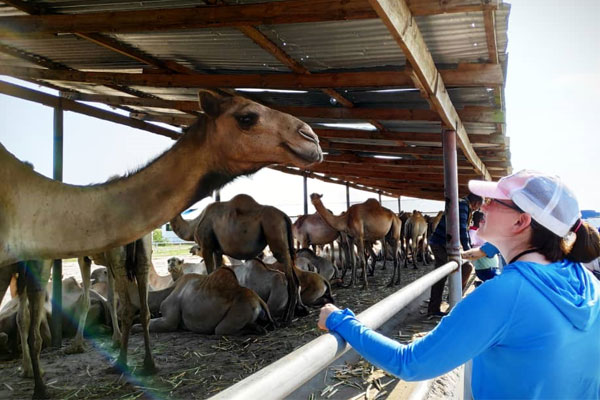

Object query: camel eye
[235,112,258,130]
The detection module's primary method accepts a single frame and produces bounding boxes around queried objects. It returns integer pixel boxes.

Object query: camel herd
[0,90,442,399]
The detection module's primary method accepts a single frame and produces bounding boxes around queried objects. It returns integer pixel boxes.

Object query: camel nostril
[298,127,319,145]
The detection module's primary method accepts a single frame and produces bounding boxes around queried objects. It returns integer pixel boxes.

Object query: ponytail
[566,221,600,263]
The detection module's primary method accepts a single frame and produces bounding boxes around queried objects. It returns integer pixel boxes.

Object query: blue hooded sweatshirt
[326,260,600,399]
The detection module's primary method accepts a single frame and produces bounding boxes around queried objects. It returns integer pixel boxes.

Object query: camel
[310,194,400,288]
[0,91,321,398]
[229,259,289,319]
[145,267,274,335]
[403,211,429,269]
[169,194,302,323]
[167,257,207,281]
[292,213,339,261]
[267,260,334,307]
[296,248,338,282]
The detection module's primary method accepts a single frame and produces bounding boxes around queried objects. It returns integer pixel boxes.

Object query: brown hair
[530,219,600,263]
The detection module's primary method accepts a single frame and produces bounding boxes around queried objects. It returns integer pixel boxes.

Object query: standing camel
[169,194,303,323]
[310,194,400,288]
[0,91,322,398]
[404,211,429,269]
[292,213,339,262]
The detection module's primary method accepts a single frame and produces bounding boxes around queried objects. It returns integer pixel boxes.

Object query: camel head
[167,257,185,281]
[198,91,323,171]
[189,244,202,256]
[309,193,323,204]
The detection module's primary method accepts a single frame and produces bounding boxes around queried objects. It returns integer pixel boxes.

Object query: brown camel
[404,211,429,269]
[229,259,289,319]
[267,261,334,307]
[0,91,321,398]
[145,268,274,335]
[310,194,400,288]
[292,213,339,261]
[296,248,338,282]
[169,194,302,323]
[167,257,207,281]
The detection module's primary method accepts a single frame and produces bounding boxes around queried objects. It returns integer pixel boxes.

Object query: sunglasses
[483,198,524,213]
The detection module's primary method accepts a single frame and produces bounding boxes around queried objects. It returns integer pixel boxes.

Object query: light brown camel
[404,210,429,269]
[267,261,334,307]
[229,259,289,319]
[145,268,274,335]
[0,91,321,398]
[292,213,339,262]
[169,194,302,323]
[310,194,400,288]
[295,248,338,282]
[167,257,207,281]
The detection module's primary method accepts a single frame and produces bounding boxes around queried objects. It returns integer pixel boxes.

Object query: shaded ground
[0,258,438,400]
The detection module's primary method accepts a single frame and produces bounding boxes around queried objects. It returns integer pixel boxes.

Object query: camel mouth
[284,142,323,165]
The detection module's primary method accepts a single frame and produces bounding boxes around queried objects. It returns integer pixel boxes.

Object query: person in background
[463,211,500,285]
[318,170,600,399]
[427,193,482,316]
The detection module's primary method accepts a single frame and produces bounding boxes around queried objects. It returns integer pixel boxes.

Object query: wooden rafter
[0,65,504,90]
[367,0,491,180]
[0,80,181,139]
[0,0,497,36]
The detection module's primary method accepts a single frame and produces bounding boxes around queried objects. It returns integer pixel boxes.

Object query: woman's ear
[513,213,532,234]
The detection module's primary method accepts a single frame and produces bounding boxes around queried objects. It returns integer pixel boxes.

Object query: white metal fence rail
[210,261,459,400]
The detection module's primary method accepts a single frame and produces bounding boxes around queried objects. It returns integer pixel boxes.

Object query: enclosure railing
[210,260,459,400]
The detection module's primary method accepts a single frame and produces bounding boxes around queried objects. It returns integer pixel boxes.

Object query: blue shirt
[429,198,472,250]
[326,260,600,399]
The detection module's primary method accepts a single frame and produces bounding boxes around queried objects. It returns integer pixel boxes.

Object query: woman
[318,170,600,399]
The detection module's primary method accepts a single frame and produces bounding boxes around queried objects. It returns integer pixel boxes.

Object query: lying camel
[296,248,338,282]
[267,261,334,307]
[229,259,288,319]
[170,194,302,323]
[167,257,207,281]
[0,91,322,398]
[146,268,274,335]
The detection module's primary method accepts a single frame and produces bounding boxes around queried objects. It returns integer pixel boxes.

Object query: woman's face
[478,198,523,243]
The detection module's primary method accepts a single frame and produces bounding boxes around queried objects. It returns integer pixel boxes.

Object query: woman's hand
[318,303,340,331]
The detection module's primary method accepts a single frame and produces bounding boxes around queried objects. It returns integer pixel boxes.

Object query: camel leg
[133,257,158,375]
[65,257,91,354]
[356,239,369,289]
[106,269,121,348]
[108,274,135,374]
[17,285,33,378]
[147,293,182,332]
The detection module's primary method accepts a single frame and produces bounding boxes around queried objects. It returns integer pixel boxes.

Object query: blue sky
[0,0,598,215]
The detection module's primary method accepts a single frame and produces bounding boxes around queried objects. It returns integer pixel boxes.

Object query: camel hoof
[139,362,158,376]
[20,368,34,379]
[295,304,309,317]
[64,343,85,355]
[32,385,50,400]
[111,340,121,349]
[105,362,129,375]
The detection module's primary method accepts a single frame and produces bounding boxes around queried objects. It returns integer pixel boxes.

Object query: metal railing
[210,261,459,400]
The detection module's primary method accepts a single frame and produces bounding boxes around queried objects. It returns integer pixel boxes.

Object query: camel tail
[125,241,137,281]
[256,295,275,328]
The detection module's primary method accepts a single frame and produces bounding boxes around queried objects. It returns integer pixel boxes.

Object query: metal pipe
[442,128,462,309]
[303,174,308,215]
[210,261,458,400]
[346,183,350,209]
[51,100,63,348]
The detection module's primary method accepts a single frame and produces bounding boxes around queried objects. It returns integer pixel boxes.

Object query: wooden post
[303,174,308,215]
[51,100,63,348]
[442,128,462,309]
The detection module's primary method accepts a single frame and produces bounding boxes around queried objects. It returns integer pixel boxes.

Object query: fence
[210,261,459,400]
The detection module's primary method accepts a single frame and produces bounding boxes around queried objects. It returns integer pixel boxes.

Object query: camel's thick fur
[0,92,322,397]
[310,194,400,288]
[147,268,273,335]
[169,194,302,323]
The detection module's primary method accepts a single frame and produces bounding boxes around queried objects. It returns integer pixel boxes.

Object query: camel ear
[198,90,224,118]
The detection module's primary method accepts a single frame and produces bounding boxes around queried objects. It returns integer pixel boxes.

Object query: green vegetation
[152,243,195,257]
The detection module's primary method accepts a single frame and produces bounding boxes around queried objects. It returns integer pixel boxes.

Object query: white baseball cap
[468,170,581,237]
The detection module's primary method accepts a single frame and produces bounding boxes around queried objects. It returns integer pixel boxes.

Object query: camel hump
[229,194,259,209]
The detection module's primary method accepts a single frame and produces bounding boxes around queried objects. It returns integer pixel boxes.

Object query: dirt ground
[0,256,441,400]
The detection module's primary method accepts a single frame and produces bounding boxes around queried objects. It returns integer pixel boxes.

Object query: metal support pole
[214,190,221,202]
[442,128,462,309]
[345,183,350,210]
[378,191,382,204]
[51,100,63,348]
[397,196,402,213]
[303,174,308,215]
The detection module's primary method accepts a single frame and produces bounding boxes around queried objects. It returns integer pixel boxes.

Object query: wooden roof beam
[0,0,497,36]
[368,0,491,180]
[0,80,181,139]
[0,64,504,90]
